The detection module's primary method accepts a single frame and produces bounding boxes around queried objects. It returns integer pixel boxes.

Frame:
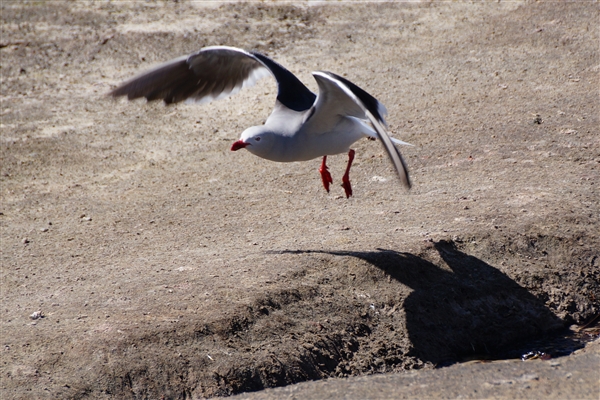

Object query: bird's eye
[255,137,261,142]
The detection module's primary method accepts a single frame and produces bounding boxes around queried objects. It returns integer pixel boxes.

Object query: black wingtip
[108,86,125,99]
[399,150,412,190]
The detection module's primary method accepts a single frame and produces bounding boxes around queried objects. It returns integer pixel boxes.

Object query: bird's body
[110,46,411,197]
[237,106,367,163]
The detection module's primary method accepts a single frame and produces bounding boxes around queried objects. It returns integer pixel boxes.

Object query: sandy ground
[1,1,599,399]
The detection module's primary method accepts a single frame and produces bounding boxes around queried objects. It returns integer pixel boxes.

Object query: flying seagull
[110,46,411,197]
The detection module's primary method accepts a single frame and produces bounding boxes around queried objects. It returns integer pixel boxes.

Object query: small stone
[22,238,30,244]
[30,311,44,320]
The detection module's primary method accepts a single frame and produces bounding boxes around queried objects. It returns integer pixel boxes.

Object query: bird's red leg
[342,149,355,198]
[319,156,333,193]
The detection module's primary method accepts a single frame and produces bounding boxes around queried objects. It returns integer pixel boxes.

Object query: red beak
[231,140,250,151]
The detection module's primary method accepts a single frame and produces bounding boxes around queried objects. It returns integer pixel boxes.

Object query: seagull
[110,46,411,197]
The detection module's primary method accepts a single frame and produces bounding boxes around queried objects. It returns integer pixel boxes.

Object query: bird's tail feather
[390,137,414,146]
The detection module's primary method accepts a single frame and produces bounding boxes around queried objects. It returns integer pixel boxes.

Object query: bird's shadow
[276,240,568,365]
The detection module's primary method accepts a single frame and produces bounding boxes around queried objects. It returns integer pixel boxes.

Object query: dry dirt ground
[1,1,599,399]
[234,339,600,399]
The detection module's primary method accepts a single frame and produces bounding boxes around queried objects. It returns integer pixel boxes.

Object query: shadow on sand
[279,240,568,365]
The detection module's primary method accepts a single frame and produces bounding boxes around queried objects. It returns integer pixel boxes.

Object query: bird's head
[231,126,275,159]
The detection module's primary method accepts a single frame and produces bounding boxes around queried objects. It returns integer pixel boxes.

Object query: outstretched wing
[110,46,269,105]
[310,71,411,189]
[110,46,316,111]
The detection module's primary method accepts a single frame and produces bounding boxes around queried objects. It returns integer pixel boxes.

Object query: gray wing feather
[308,73,367,131]
[110,46,270,105]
